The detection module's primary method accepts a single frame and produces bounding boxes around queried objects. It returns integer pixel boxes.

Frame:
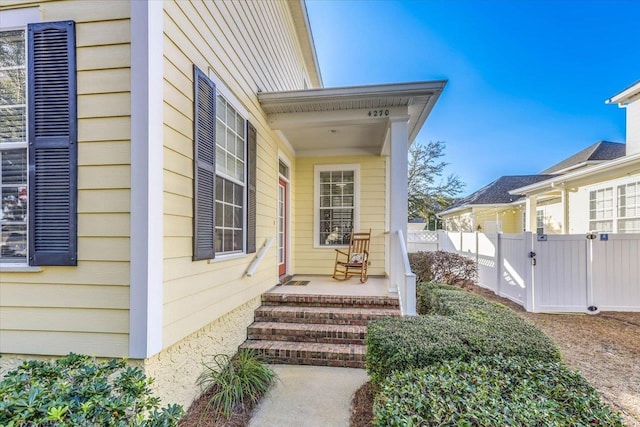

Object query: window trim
[0,27,28,264]
[617,181,640,233]
[589,186,614,232]
[208,70,249,258]
[536,209,545,235]
[313,164,360,249]
[214,94,249,259]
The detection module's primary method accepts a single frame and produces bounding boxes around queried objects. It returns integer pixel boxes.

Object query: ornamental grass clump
[373,356,624,427]
[196,350,276,423]
[0,353,184,426]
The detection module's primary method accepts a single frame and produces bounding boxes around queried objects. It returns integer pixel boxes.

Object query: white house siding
[568,173,640,233]
[626,100,640,156]
[0,1,132,358]
[537,199,563,234]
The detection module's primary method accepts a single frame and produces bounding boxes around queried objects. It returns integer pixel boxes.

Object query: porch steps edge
[247,321,366,344]
[240,340,366,368]
[261,293,399,309]
[254,305,400,326]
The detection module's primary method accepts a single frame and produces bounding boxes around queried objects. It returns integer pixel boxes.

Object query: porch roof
[510,153,640,196]
[258,81,446,157]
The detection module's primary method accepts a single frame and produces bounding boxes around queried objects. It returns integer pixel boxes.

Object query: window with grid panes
[316,167,358,246]
[589,187,614,232]
[215,95,246,254]
[618,181,640,233]
[536,209,544,235]
[1,29,28,262]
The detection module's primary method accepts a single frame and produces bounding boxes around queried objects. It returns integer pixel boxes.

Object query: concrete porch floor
[268,275,395,297]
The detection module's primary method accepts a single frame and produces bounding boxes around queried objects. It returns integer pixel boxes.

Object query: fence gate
[533,235,589,313]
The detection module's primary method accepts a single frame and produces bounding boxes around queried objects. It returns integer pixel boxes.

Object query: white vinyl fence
[407,230,640,313]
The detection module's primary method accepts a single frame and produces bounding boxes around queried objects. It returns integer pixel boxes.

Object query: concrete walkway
[249,365,369,427]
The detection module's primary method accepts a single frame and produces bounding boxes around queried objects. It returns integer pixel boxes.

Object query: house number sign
[367,109,390,117]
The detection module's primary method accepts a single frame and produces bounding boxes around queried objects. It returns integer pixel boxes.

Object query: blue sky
[305,0,640,195]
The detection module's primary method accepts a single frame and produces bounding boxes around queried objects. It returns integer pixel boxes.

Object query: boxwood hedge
[366,284,560,383]
[373,356,624,426]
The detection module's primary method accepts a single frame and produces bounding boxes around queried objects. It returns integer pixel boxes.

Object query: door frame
[277,151,292,278]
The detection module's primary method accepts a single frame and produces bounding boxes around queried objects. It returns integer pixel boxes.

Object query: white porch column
[129,0,164,359]
[388,116,410,293]
[561,188,569,234]
[525,195,538,232]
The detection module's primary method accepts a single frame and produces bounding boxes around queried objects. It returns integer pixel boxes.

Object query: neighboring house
[439,175,554,233]
[513,81,640,234]
[441,79,639,235]
[0,1,445,406]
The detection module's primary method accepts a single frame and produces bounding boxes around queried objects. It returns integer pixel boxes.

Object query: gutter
[510,153,640,195]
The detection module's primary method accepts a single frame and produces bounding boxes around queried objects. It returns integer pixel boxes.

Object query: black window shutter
[193,65,216,260]
[27,21,77,266]
[246,122,257,254]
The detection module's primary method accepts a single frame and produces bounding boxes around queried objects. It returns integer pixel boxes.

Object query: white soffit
[258,81,446,156]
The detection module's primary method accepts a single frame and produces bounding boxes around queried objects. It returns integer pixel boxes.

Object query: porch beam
[389,116,410,294]
[525,195,538,232]
[561,188,569,234]
[267,106,409,130]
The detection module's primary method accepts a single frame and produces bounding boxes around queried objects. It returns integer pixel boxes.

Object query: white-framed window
[278,159,289,179]
[1,27,28,263]
[314,164,359,247]
[589,187,614,232]
[214,93,246,255]
[536,209,544,235]
[618,181,640,233]
[194,67,257,261]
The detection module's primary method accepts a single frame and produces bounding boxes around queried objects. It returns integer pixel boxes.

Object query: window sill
[314,244,349,250]
[0,264,43,273]
[207,252,247,264]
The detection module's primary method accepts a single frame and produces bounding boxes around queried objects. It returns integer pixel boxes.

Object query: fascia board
[511,153,640,195]
[258,81,447,105]
[606,80,640,105]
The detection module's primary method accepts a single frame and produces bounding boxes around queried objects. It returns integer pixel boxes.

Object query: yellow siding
[442,209,473,232]
[294,156,387,276]
[160,0,308,348]
[0,1,131,357]
[474,207,522,233]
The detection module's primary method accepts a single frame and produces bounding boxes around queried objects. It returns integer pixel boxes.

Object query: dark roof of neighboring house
[441,175,555,214]
[540,141,625,174]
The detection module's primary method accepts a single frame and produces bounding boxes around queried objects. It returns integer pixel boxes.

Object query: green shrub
[416,282,456,315]
[196,350,276,421]
[366,288,560,383]
[374,356,624,426]
[0,353,184,426]
[409,250,477,287]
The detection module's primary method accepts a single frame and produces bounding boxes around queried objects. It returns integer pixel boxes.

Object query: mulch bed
[178,387,254,427]
[350,283,640,426]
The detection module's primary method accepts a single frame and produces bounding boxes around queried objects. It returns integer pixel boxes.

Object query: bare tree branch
[408,141,465,226]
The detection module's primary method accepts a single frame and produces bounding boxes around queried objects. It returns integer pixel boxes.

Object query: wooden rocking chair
[332,229,371,283]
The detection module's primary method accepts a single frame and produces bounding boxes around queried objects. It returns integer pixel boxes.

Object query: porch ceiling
[258,81,446,157]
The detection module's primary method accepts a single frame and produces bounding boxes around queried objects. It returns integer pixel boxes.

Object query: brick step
[262,293,399,309]
[240,340,365,368]
[254,305,400,326]
[247,322,366,344]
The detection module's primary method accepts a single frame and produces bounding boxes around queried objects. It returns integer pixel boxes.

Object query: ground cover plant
[0,353,183,426]
[365,283,560,383]
[373,356,624,426]
[179,350,276,426]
